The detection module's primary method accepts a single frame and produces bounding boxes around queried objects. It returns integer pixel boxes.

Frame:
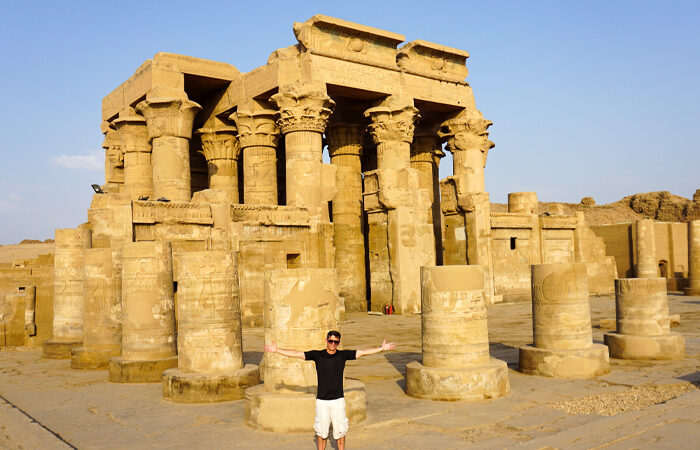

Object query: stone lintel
[230,204,311,226]
[489,212,536,230]
[398,39,470,83]
[294,15,404,70]
[540,215,578,230]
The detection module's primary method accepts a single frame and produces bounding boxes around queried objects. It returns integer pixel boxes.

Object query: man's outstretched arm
[356,339,396,358]
[264,341,305,359]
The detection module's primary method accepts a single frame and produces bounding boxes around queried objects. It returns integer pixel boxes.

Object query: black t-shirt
[304,349,357,400]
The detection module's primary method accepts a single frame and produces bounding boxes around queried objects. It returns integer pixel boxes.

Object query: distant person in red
[264,330,395,450]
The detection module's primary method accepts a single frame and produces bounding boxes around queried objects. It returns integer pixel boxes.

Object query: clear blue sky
[1,1,698,244]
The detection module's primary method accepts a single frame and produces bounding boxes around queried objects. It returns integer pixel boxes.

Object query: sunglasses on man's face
[327,339,340,344]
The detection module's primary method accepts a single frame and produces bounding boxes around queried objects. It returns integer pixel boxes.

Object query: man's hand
[263,341,277,353]
[380,339,396,351]
[357,338,395,358]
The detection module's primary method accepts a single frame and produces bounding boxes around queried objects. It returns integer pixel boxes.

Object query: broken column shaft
[519,263,610,378]
[406,265,510,400]
[604,278,684,359]
[685,220,700,295]
[109,241,177,383]
[162,251,259,403]
[43,226,91,359]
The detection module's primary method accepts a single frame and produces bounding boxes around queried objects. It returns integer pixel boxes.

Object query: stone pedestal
[113,113,153,200]
[244,268,366,432]
[519,263,610,378]
[406,266,510,401]
[604,278,684,360]
[43,227,91,359]
[685,220,700,295]
[71,248,122,369]
[327,122,366,312]
[162,251,259,403]
[109,241,177,383]
[136,96,201,202]
[635,218,659,278]
[195,126,240,202]
[231,109,280,205]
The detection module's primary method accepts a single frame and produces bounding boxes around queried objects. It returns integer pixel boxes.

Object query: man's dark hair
[327,330,341,340]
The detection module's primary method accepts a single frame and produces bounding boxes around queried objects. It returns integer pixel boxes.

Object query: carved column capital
[271,83,335,134]
[113,114,150,153]
[326,123,364,158]
[230,110,280,149]
[364,104,420,145]
[102,127,124,168]
[438,111,494,163]
[411,134,439,163]
[135,97,202,140]
[195,126,240,161]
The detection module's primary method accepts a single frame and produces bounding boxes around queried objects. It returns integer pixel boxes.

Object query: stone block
[518,343,610,378]
[244,379,366,432]
[108,356,178,383]
[603,332,685,360]
[162,364,260,403]
[405,359,510,401]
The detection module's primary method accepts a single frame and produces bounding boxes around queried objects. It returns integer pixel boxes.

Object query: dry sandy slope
[0,243,54,264]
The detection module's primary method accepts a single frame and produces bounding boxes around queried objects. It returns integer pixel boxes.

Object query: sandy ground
[0,243,54,264]
[0,294,698,449]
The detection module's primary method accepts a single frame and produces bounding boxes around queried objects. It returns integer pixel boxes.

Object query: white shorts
[314,398,349,440]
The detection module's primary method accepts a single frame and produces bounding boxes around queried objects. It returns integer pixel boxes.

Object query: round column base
[405,358,510,401]
[162,364,261,403]
[71,347,121,370]
[108,356,178,383]
[519,343,610,378]
[42,339,82,359]
[604,332,685,360]
[244,379,366,433]
[684,287,700,296]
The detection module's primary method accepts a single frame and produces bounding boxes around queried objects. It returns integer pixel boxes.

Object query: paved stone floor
[1,294,698,449]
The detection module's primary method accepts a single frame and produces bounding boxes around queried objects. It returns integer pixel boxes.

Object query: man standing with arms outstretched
[264,331,395,450]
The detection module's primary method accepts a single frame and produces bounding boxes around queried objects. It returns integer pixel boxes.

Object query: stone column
[101,126,124,193]
[271,83,335,220]
[114,112,153,200]
[685,220,700,295]
[136,96,202,202]
[42,226,91,359]
[411,132,439,224]
[230,109,280,205]
[439,111,497,304]
[162,251,259,402]
[363,100,434,313]
[245,268,365,433]
[71,248,122,369]
[109,241,177,383]
[406,265,510,400]
[508,192,538,214]
[195,126,240,202]
[327,122,366,312]
[604,278,684,359]
[519,263,610,378]
[635,218,659,278]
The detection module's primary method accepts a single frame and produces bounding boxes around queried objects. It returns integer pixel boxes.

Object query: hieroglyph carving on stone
[271,83,335,134]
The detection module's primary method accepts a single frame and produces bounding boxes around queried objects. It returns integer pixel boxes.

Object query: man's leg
[330,398,349,449]
[314,400,331,450]
[338,436,345,450]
